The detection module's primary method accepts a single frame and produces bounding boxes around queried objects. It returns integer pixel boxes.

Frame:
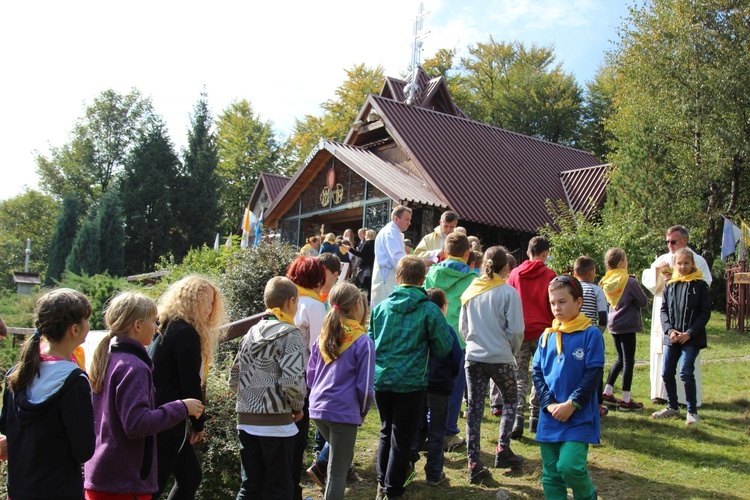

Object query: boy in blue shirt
[532,276,604,500]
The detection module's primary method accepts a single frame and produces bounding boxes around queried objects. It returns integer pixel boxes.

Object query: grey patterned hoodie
[230,318,305,426]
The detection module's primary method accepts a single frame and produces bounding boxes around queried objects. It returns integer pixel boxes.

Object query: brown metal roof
[368,95,601,233]
[264,140,448,227]
[560,164,610,219]
[248,172,290,212]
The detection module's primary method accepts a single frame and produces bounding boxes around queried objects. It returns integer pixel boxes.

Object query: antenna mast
[405,2,430,105]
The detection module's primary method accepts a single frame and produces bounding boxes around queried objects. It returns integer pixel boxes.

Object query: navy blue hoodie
[427,326,463,396]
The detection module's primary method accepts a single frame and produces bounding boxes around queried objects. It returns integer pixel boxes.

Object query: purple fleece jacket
[607,276,648,334]
[84,337,188,494]
[307,334,375,425]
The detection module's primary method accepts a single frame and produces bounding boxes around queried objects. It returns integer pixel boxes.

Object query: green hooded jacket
[424,259,476,348]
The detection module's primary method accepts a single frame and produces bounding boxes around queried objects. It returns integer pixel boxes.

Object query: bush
[219,240,300,322]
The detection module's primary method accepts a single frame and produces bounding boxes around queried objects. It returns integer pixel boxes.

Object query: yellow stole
[445,255,468,264]
[265,308,297,326]
[460,275,506,305]
[320,318,366,365]
[668,269,703,284]
[541,313,593,356]
[600,268,629,308]
[296,285,322,302]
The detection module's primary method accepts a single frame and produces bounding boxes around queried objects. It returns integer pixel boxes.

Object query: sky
[0,0,632,202]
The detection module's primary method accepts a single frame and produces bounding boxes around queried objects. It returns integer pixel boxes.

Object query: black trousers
[237,430,295,500]
[153,439,202,499]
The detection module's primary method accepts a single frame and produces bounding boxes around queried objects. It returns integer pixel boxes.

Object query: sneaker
[601,393,619,406]
[618,399,644,412]
[306,462,326,488]
[468,463,490,484]
[491,406,502,417]
[599,404,609,417]
[511,416,524,439]
[652,397,667,405]
[444,434,465,451]
[686,412,700,426]
[425,472,446,486]
[652,407,680,419]
[494,445,525,468]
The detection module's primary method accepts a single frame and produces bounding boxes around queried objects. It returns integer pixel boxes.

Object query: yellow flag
[242,207,251,233]
[742,220,750,247]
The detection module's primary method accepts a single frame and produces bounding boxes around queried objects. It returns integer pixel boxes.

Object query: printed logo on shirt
[572,348,585,360]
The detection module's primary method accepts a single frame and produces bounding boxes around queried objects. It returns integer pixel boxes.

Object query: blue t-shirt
[532,325,605,444]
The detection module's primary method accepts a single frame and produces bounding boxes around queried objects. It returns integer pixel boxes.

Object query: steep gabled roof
[367,95,601,233]
[560,164,610,219]
[248,172,290,210]
[265,140,447,227]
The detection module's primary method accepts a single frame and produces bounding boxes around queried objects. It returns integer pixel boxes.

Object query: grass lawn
[303,313,750,499]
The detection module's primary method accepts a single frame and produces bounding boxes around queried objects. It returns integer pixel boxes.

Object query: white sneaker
[686,412,700,426]
[444,434,465,451]
[652,407,680,419]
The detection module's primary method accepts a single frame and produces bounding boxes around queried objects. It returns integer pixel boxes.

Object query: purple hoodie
[84,337,188,495]
[307,334,375,425]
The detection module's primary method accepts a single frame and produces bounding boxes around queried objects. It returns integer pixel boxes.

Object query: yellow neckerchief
[599,268,630,308]
[265,308,296,326]
[71,346,86,370]
[299,244,313,254]
[319,318,366,365]
[445,255,467,264]
[296,285,322,302]
[339,245,349,255]
[668,268,703,284]
[541,313,593,356]
[460,274,506,305]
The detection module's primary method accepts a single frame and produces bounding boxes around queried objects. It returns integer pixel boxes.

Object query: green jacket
[425,259,476,348]
[368,285,453,393]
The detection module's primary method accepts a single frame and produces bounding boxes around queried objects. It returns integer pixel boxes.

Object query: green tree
[120,120,182,274]
[451,37,583,145]
[215,100,280,234]
[36,88,155,206]
[580,65,617,162]
[66,212,101,276]
[97,189,125,276]
[177,91,221,254]
[45,195,82,285]
[0,190,61,289]
[422,48,458,80]
[284,64,385,164]
[607,0,750,267]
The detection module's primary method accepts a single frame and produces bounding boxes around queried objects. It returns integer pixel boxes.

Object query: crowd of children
[0,226,714,499]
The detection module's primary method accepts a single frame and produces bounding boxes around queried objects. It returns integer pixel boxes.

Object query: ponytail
[89,333,114,393]
[8,288,91,393]
[483,246,509,280]
[319,283,362,362]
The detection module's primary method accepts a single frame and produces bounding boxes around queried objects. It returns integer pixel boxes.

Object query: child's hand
[550,401,576,422]
[189,429,205,444]
[291,409,304,422]
[182,399,205,418]
[669,330,680,343]
[677,331,691,345]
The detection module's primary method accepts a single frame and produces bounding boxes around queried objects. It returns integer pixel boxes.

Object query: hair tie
[485,259,493,267]
[33,330,41,337]
[332,304,340,311]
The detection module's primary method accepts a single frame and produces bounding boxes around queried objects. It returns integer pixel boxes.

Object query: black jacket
[660,280,711,349]
[0,364,94,500]
[349,240,374,270]
[152,320,206,450]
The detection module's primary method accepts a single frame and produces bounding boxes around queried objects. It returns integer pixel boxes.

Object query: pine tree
[66,211,101,276]
[120,119,182,274]
[177,91,220,255]
[97,189,125,276]
[45,195,81,285]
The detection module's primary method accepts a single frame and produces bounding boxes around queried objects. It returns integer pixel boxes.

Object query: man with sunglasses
[642,225,711,405]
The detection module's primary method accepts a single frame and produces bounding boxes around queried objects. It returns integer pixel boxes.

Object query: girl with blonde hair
[84,292,203,499]
[152,276,227,499]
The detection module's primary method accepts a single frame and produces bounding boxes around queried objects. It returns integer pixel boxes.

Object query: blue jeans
[446,350,466,436]
[662,343,700,414]
[411,393,449,482]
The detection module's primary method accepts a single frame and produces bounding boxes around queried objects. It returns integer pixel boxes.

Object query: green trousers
[539,441,596,500]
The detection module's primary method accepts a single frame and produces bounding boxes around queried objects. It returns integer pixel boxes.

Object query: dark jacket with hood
[368,285,453,393]
[660,279,711,349]
[0,360,95,500]
[507,259,557,341]
[427,326,463,396]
